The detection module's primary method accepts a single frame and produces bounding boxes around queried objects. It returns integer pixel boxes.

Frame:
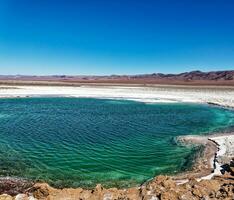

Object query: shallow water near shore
[0,98,234,188]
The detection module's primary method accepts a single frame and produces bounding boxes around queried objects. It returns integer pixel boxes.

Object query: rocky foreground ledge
[1,173,234,200]
[2,159,234,200]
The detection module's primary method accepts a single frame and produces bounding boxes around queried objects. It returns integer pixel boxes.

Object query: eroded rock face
[0,194,13,200]
[2,175,234,200]
[3,159,234,200]
[0,178,34,196]
[27,183,142,200]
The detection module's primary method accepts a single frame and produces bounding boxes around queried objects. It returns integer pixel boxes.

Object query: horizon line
[0,69,233,77]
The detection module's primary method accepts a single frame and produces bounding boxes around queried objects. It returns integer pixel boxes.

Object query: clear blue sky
[0,0,234,75]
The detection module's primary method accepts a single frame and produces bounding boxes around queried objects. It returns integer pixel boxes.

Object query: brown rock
[31,183,50,200]
[0,194,13,200]
[2,175,234,200]
[126,187,141,200]
[160,190,178,200]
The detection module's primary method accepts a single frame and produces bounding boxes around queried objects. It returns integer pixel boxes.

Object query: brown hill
[0,70,234,86]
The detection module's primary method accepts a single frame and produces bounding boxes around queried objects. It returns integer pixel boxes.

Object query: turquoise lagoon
[0,98,234,188]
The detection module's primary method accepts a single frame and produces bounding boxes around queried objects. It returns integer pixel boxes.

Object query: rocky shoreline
[2,172,234,199]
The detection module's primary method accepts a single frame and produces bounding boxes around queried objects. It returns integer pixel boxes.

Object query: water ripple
[0,97,234,188]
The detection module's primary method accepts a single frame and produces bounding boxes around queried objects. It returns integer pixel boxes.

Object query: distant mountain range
[0,70,234,86]
[134,70,234,81]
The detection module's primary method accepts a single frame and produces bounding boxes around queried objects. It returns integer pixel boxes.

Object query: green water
[0,98,233,188]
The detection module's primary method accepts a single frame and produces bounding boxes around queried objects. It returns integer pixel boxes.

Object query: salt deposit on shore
[205,135,234,177]
[0,85,234,107]
[177,134,234,182]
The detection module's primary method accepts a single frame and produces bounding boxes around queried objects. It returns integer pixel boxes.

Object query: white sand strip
[0,85,234,107]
